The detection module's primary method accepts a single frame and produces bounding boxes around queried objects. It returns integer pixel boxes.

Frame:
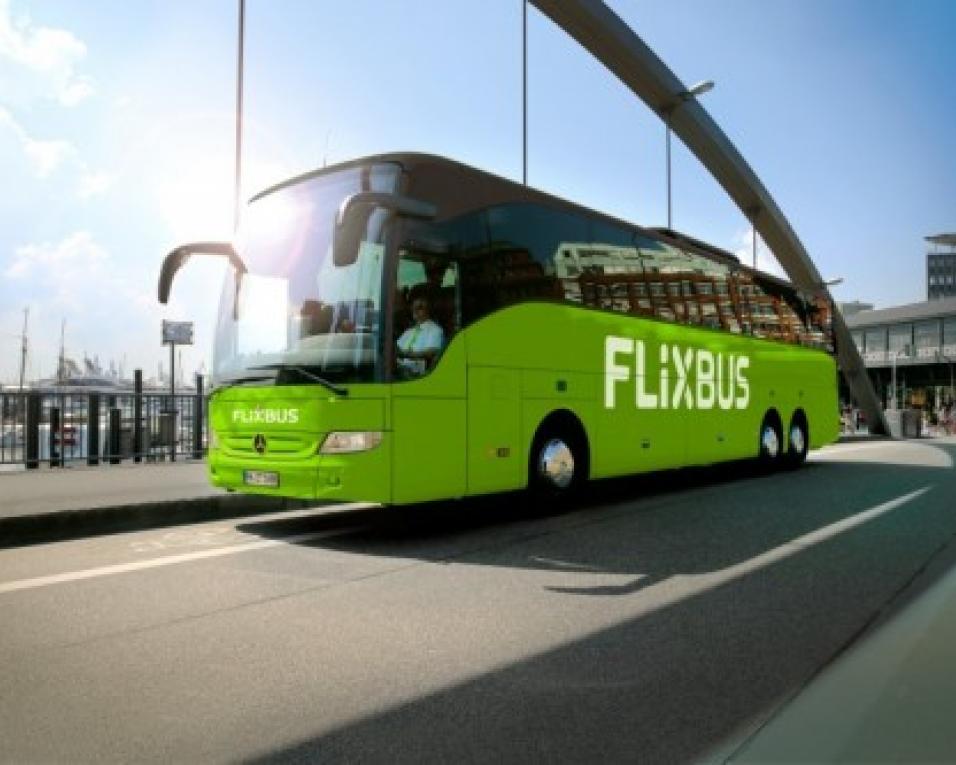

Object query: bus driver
[396,292,444,377]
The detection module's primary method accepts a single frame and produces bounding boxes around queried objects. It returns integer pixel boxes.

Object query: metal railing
[0,387,207,467]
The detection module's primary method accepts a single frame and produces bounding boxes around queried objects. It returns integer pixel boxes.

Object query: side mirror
[157,241,247,304]
[334,192,437,267]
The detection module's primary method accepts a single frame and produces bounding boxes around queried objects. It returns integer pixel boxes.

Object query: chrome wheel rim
[789,424,806,456]
[538,438,575,489]
[761,425,780,459]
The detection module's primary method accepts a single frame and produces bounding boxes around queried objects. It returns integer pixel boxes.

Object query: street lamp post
[942,352,956,405]
[937,350,955,405]
[890,344,912,411]
[665,80,713,229]
[234,0,245,233]
[891,348,898,410]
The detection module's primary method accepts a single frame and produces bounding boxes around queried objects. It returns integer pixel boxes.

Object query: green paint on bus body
[207,302,838,504]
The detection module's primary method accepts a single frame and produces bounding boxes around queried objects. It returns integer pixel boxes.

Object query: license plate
[243,470,279,488]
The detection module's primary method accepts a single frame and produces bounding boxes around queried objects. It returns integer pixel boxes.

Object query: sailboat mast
[18,307,28,392]
[57,319,66,383]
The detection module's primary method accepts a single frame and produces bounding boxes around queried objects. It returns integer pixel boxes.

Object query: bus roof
[252,152,809,289]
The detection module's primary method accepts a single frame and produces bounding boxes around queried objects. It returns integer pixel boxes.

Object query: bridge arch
[530,0,886,434]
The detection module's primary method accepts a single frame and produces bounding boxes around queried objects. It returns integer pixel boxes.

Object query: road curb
[0,494,319,548]
[837,434,892,443]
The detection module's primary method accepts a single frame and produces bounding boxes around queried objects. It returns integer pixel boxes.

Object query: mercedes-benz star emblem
[253,434,267,454]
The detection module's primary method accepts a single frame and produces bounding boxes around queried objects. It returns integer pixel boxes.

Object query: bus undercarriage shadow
[238,457,766,543]
[238,443,956,596]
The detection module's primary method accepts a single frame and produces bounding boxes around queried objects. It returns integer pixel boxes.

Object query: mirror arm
[335,192,437,229]
[333,192,437,267]
[157,241,247,304]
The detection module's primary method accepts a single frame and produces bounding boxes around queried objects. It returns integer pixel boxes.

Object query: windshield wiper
[248,364,349,397]
[211,373,276,394]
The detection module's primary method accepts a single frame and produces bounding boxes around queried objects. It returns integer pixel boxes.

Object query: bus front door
[390,338,467,504]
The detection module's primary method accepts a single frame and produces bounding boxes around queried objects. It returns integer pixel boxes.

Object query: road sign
[162,320,193,345]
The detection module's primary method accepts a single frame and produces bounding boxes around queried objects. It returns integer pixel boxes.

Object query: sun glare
[156,157,234,243]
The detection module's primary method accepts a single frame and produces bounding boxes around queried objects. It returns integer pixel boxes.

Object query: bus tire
[786,411,809,468]
[528,414,589,506]
[757,410,784,471]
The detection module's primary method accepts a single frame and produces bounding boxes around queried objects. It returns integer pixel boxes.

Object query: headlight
[319,431,383,454]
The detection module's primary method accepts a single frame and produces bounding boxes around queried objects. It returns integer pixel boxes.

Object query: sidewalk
[1,461,220,520]
[0,461,313,545]
[727,533,956,762]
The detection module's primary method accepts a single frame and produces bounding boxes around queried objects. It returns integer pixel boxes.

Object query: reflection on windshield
[212,164,400,387]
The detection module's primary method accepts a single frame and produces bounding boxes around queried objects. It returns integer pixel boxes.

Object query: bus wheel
[529,420,587,505]
[786,413,809,468]
[758,412,784,470]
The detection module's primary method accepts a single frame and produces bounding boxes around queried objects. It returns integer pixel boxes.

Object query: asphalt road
[1,438,955,764]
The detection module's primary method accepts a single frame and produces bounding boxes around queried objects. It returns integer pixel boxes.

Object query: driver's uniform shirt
[397,319,444,376]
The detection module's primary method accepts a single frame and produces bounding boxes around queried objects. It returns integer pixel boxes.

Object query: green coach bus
[158,153,839,505]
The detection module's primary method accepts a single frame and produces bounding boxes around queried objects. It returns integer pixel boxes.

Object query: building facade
[838,301,874,318]
[927,233,956,300]
[845,296,956,412]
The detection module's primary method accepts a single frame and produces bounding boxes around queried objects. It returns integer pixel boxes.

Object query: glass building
[927,233,956,300]
[846,296,956,411]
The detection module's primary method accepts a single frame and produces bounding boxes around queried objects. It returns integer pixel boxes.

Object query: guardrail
[0,386,207,468]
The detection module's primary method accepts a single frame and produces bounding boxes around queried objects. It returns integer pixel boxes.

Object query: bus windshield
[212,164,401,387]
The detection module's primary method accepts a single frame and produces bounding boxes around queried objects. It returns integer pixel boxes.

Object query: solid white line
[706,485,933,582]
[814,442,896,457]
[1,486,932,598]
[0,527,360,596]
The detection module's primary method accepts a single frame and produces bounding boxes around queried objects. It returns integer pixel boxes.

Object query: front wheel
[529,429,586,505]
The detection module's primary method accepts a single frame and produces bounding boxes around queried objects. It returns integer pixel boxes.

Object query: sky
[1,0,955,384]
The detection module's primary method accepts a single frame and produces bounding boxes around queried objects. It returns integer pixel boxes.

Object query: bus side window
[484,202,587,318]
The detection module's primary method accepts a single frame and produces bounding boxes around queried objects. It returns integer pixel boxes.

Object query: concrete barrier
[884,409,922,439]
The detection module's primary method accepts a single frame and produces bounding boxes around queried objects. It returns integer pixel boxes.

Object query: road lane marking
[130,527,238,554]
[0,485,933,598]
[548,486,934,597]
[0,527,361,596]
[708,485,933,580]
[815,442,895,457]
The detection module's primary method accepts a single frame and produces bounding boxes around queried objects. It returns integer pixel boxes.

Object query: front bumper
[207,438,391,504]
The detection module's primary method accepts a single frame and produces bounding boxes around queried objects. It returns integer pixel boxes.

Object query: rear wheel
[786,414,809,468]
[758,412,784,471]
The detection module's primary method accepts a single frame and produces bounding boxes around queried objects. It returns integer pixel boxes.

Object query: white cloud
[0,0,95,106]
[58,76,95,106]
[5,230,107,280]
[22,133,72,177]
[0,106,74,177]
[732,226,788,279]
[77,170,112,199]
[0,232,192,381]
[0,106,113,192]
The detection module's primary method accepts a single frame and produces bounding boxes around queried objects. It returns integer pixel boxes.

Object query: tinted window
[461,201,824,349]
[889,324,913,353]
[865,327,886,353]
[466,203,586,322]
[570,220,644,313]
[915,320,940,349]
[944,317,956,346]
